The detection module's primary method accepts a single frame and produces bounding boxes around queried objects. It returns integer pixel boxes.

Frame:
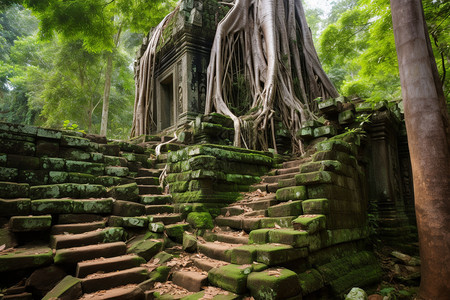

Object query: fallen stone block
[165,223,190,243]
[0,245,53,273]
[247,268,301,300]
[187,212,214,229]
[127,239,163,261]
[183,232,197,252]
[172,271,208,292]
[25,265,67,298]
[42,276,82,300]
[108,216,148,228]
[9,215,52,232]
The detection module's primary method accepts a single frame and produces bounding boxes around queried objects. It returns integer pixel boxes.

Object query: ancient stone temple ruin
[0,1,419,299]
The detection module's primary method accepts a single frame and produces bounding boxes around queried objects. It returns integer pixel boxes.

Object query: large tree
[133,0,338,153]
[390,0,450,298]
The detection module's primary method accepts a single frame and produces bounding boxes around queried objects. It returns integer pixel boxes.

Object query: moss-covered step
[0,181,29,198]
[208,264,253,294]
[57,213,104,224]
[247,268,301,300]
[0,166,18,181]
[31,199,73,214]
[186,212,214,229]
[127,238,163,261]
[54,241,127,265]
[60,135,91,149]
[65,160,104,176]
[76,254,146,278]
[312,150,358,169]
[204,231,250,245]
[42,276,82,300]
[138,185,162,195]
[72,198,113,214]
[181,290,240,300]
[140,194,172,205]
[104,166,129,177]
[109,216,148,228]
[276,186,307,202]
[51,221,106,235]
[112,200,146,217]
[148,213,184,225]
[197,242,238,262]
[80,285,145,300]
[137,168,162,177]
[316,138,356,155]
[0,245,53,272]
[255,244,308,266]
[301,198,329,214]
[29,183,106,200]
[9,215,52,232]
[297,269,325,296]
[248,228,310,248]
[267,200,303,217]
[136,176,160,185]
[292,215,326,233]
[81,267,149,294]
[0,198,31,216]
[50,227,125,249]
[108,183,140,202]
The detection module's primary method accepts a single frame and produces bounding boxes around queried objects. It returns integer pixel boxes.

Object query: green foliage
[318,0,448,103]
[62,120,85,134]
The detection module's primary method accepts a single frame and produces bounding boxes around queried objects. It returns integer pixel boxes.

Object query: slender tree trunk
[100,52,113,136]
[100,25,122,137]
[390,1,450,299]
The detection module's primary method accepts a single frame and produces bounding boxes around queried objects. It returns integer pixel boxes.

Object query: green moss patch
[208,264,253,294]
[247,268,301,300]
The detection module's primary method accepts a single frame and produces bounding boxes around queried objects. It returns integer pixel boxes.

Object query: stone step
[50,227,125,249]
[261,173,296,183]
[197,242,238,262]
[78,285,144,300]
[215,232,249,245]
[54,242,127,265]
[277,177,297,188]
[172,271,208,293]
[230,198,278,212]
[51,221,106,235]
[276,166,300,175]
[76,254,146,278]
[250,183,278,193]
[155,163,167,169]
[81,267,149,294]
[138,185,162,195]
[215,216,295,232]
[282,159,305,169]
[145,204,174,215]
[57,214,105,224]
[140,194,173,205]
[137,168,161,177]
[192,257,229,272]
[148,213,183,225]
[135,177,159,185]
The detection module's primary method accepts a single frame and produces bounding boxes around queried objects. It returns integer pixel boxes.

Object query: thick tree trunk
[390,1,450,299]
[100,52,113,136]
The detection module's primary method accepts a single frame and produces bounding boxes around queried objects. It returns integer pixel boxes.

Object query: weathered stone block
[302,199,329,214]
[292,215,326,233]
[0,122,37,136]
[0,181,29,198]
[268,229,309,248]
[99,144,120,156]
[313,126,337,138]
[247,268,301,300]
[31,199,73,214]
[267,200,303,217]
[249,229,270,244]
[37,128,62,140]
[260,217,295,228]
[48,171,69,184]
[316,139,355,155]
[208,264,253,294]
[140,194,172,205]
[149,222,165,233]
[338,110,355,125]
[256,244,308,266]
[36,140,59,157]
[67,172,96,184]
[109,216,148,228]
[312,150,358,169]
[0,139,36,156]
[7,154,40,170]
[41,157,65,171]
[108,183,140,202]
[77,184,107,198]
[30,183,105,200]
[127,239,163,261]
[65,160,104,176]
[0,166,18,181]
[60,148,91,161]
[298,269,324,296]
[0,198,31,216]
[9,215,52,232]
[72,198,113,214]
[297,127,314,140]
[165,223,190,243]
[276,186,307,201]
[113,200,146,217]
[0,245,53,273]
[60,135,90,149]
[182,232,197,252]
[295,171,338,186]
[105,166,129,177]
[186,212,213,229]
[230,245,258,264]
[18,170,49,185]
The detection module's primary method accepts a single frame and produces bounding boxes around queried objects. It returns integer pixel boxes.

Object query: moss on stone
[72,198,113,214]
[108,183,140,202]
[0,181,29,199]
[9,215,52,232]
[256,244,308,266]
[268,229,309,248]
[0,198,31,216]
[42,275,82,300]
[302,199,329,214]
[127,239,163,261]
[208,264,253,294]
[297,269,324,296]
[292,215,326,234]
[249,229,270,244]
[0,246,53,272]
[230,245,259,264]
[276,186,307,202]
[165,223,190,243]
[31,199,73,214]
[186,212,214,229]
[247,268,301,300]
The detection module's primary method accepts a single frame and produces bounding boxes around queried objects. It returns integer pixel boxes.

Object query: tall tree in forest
[390,0,450,298]
[133,0,338,153]
[11,0,175,136]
